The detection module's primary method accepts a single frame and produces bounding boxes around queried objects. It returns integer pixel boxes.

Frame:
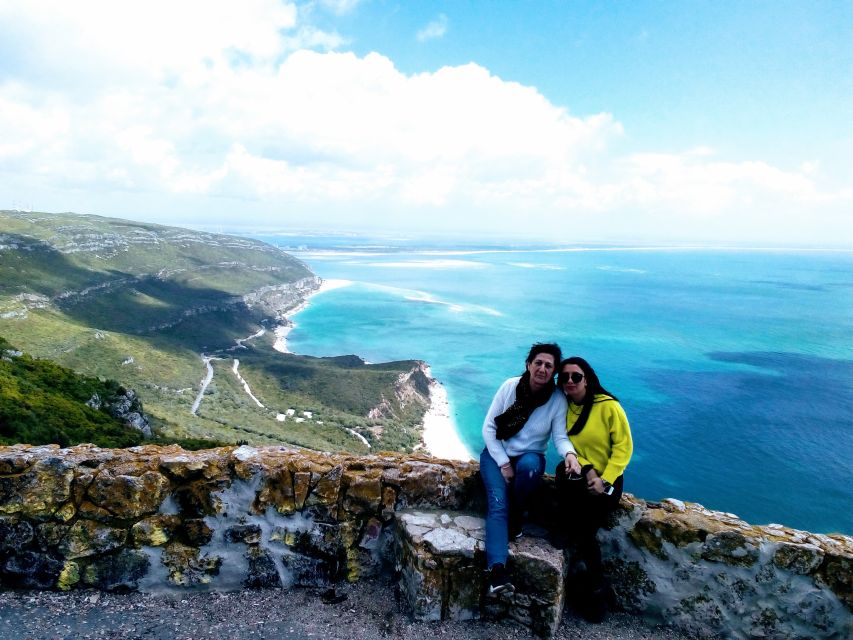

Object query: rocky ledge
[0,444,850,639]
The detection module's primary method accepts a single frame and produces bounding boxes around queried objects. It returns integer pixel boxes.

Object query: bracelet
[500,463,512,470]
[565,452,577,458]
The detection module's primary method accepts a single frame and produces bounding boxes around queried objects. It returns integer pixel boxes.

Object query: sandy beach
[422,367,472,461]
[274,278,472,462]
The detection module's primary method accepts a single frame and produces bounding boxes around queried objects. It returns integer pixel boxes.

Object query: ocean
[253,235,853,535]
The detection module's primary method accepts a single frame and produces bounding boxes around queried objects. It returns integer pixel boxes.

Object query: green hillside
[0,336,146,448]
[0,210,429,452]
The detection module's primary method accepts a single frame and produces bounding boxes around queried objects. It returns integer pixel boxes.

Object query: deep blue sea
[253,235,853,535]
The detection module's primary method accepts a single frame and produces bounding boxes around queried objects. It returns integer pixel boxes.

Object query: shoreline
[274,277,473,462]
[421,367,472,462]
[272,278,353,354]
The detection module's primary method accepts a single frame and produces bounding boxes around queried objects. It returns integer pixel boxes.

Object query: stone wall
[600,496,851,639]
[0,444,481,592]
[0,444,850,639]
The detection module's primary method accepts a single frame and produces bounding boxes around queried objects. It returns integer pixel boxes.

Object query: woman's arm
[482,378,516,467]
[551,393,581,474]
[600,401,633,485]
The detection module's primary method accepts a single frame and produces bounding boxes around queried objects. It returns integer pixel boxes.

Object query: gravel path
[0,579,698,640]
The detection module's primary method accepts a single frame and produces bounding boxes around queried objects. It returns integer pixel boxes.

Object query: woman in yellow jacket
[555,356,633,623]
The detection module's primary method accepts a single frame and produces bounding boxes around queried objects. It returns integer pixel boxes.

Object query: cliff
[0,210,435,452]
[0,444,849,639]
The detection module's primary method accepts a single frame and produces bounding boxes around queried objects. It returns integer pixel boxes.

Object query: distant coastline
[274,277,471,462]
[274,240,853,534]
[272,278,353,354]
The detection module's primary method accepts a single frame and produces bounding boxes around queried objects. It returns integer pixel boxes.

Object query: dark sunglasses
[558,371,585,385]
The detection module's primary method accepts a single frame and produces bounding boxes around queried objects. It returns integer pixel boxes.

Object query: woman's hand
[585,468,605,495]
[564,452,581,475]
[500,463,514,483]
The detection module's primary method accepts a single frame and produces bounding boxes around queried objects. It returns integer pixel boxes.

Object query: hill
[0,336,148,448]
[0,210,429,452]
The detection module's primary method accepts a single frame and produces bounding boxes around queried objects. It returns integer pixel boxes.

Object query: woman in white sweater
[480,342,581,595]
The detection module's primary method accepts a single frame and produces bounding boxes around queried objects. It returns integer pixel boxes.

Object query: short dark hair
[526,342,562,366]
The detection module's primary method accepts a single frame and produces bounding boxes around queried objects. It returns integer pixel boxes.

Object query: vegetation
[0,210,431,453]
[0,336,228,450]
[193,345,429,453]
[0,336,145,447]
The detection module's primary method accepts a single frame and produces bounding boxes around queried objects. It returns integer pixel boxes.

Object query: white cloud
[0,2,850,245]
[316,0,362,15]
[614,151,820,214]
[281,26,348,52]
[0,0,298,81]
[416,14,448,42]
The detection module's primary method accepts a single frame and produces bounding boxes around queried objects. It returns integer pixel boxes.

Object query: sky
[0,1,851,246]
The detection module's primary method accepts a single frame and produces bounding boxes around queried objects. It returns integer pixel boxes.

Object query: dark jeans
[480,448,546,568]
[554,461,624,588]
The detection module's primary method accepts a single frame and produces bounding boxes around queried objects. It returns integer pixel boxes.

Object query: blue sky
[0,1,851,245]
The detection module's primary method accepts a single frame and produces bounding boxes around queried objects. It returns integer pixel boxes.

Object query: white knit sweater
[482,376,575,467]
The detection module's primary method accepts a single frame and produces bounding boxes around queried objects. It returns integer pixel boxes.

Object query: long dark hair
[559,356,617,435]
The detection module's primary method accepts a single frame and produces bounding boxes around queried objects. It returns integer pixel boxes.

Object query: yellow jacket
[567,394,633,485]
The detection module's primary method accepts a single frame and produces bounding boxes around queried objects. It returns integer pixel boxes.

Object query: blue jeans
[480,448,546,568]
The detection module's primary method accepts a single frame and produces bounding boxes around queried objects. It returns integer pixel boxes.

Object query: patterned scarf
[494,371,555,440]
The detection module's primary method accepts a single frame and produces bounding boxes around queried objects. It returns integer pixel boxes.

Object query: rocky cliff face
[86,389,152,438]
[0,444,849,639]
[242,276,321,321]
[367,362,431,421]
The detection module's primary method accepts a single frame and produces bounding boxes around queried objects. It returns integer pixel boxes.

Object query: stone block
[307,465,342,508]
[0,457,74,517]
[224,524,262,544]
[395,509,566,638]
[254,468,295,514]
[83,549,150,591]
[484,536,567,639]
[87,470,170,519]
[60,520,127,559]
[701,530,759,567]
[772,541,824,574]
[160,542,222,587]
[244,545,281,588]
[130,515,181,547]
[0,516,34,551]
[815,551,853,607]
[2,550,63,588]
[280,552,337,587]
[342,470,382,515]
[396,509,484,621]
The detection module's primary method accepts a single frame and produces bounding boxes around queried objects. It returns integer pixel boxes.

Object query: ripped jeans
[480,448,546,568]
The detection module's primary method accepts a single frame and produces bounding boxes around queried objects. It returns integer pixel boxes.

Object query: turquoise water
[255,237,853,535]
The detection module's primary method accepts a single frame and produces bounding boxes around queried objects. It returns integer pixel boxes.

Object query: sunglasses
[558,371,585,385]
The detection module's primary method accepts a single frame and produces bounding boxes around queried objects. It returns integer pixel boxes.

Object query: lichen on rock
[0,443,849,640]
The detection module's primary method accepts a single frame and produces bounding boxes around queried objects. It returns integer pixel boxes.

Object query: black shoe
[509,524,523,541]
[487,563,514,596]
